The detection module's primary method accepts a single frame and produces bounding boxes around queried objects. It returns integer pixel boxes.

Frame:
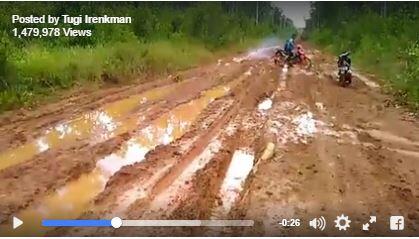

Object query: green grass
[309,14,419,111]
[0,38,258,112]
[143,40,213,72]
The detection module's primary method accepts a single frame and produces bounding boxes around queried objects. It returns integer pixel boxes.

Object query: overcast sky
[272,1,311,28]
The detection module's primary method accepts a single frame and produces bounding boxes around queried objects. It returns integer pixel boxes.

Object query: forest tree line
[0,2,295,112]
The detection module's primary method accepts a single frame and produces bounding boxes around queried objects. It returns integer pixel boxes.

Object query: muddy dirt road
[0,47,418,236]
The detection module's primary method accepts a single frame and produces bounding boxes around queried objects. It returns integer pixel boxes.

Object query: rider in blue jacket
[284,33,297,56]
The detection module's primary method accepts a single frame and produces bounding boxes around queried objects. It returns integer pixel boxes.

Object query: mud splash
[0,79,241,236]
[246,46,278,60]
[0,83,182,171]
[232,44,279,63]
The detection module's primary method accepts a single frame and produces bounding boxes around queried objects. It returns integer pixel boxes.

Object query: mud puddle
[0,78,243,236]
[0,83,187,171]
[211,148,255,218]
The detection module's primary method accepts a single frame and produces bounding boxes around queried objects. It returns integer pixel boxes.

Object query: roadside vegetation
[0,2,295,112]
[305,2,419,110]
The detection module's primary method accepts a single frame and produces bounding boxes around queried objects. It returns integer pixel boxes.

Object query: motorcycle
[337,61,352,87]
[273,48,288,65]
[287,51,312,69]
[273,49,312,69]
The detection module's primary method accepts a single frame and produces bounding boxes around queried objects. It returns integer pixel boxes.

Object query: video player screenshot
[0,1,417,237]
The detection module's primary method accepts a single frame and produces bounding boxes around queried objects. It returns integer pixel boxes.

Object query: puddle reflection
[1,79,240,236]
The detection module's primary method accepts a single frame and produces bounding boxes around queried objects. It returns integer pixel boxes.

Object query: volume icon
[309,216,326,231]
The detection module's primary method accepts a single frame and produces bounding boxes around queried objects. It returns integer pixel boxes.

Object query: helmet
[341,51,350,57]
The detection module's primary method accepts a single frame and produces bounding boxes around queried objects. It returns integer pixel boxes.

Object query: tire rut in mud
[50,60,277,237]
[0,61,252,226]
[173,111,269,237]
[108,63,275,237]
[50,95,238,236]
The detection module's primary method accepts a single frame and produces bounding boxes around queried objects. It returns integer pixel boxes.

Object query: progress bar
[122,220,254,227]
[42,219,111,227]
[42,218,254,228]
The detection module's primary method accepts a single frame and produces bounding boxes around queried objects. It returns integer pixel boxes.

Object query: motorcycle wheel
[345,73,352,86]
[339,73,351,87]
[286,55,298,67]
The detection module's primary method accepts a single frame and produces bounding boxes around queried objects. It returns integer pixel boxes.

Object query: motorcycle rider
[338,51,351,69]
[283,33,297,57]
[272,33,300,65]
[285,44,310,67]
[273,33,296,65]
[337,51,352,86]
[296,44,305,61]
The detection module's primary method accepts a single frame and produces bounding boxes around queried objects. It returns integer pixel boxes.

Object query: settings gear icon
[334,214,351,230]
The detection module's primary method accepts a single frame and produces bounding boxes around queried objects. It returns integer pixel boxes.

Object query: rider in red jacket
[296,44,305,61]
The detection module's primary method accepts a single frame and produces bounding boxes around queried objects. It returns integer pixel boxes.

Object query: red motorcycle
[287,45,312,69]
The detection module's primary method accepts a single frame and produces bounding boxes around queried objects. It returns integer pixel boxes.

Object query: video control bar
[41,218,254,228]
